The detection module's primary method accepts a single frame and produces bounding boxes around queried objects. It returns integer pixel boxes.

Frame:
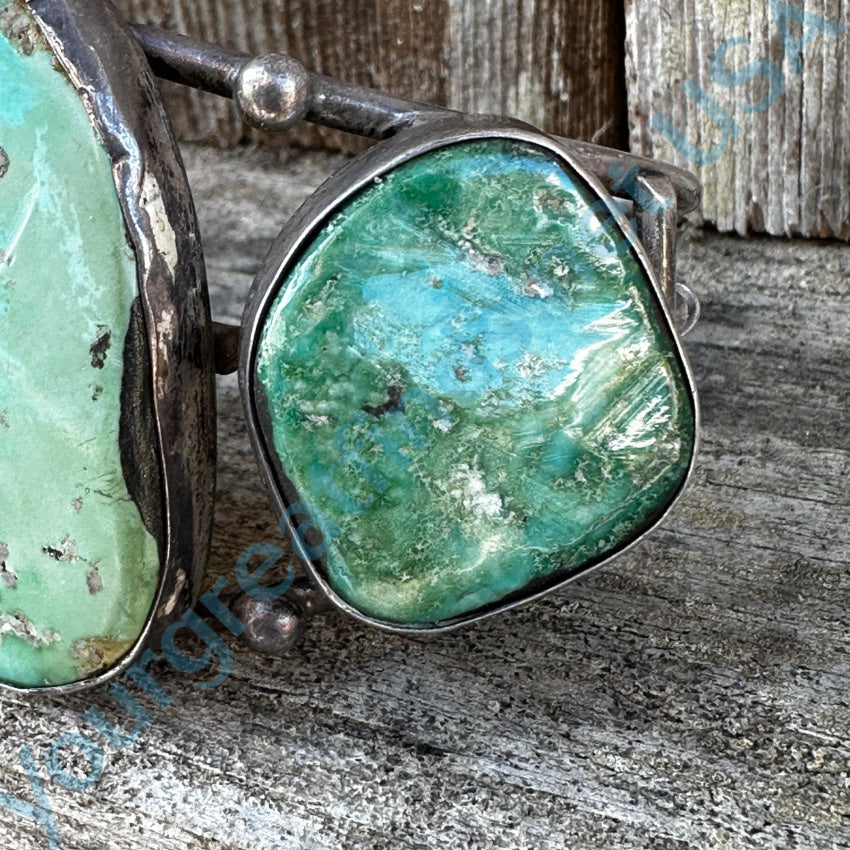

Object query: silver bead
[232,594,307,656]
[235,54,309,132]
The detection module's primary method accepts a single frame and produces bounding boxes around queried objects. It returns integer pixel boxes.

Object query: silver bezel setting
[1,4,702,686]
[2,0,216,695]
[240,115,701,635]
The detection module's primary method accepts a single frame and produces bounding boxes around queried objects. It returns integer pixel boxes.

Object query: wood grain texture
[113,0,626,153]
[0,145,848,849]
[626,0,850,238]
[443,0,626,147]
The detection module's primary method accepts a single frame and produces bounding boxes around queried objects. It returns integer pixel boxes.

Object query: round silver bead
[235,54,309,132]
[232,594,307,656]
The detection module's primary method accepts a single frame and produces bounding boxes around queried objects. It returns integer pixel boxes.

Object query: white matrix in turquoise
[256,138,696,625]
[0,3,159,687]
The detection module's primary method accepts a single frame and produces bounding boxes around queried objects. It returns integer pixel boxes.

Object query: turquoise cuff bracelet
[0,0,700,692]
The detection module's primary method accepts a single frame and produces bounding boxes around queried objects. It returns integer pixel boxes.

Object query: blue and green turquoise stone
[255,137,696,625]
[0,3,160,687]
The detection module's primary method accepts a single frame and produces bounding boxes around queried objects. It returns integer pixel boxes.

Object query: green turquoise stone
[255,138,696,626]
[0,4,160,687]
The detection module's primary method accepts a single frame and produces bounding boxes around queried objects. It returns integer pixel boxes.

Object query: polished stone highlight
[0,5,159,687]
[255,138,695,625]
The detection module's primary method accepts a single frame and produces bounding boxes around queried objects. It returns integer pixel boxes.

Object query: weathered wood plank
[443,0,626,147]
[113,0,626,152]
[0,145,848,849]
[625,0,850,238]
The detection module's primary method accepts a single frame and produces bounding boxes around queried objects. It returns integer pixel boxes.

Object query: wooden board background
[625,0,850,238]
[113,0,627,152]
[0,144,848,849]
[112,0,850,238]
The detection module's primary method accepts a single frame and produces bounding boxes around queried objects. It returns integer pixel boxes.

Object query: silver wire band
[132,25,701,219]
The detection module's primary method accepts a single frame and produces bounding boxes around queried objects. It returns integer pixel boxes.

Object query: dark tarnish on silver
[228,577,333,656]
[3,2,703,680]
[132,24,701,324]
[136,20,704,646]
[12,0,217,695]
[237,116,702,637]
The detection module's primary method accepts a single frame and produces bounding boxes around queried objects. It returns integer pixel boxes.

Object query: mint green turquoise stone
[0,5,160,687]
[255,139,695,625]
